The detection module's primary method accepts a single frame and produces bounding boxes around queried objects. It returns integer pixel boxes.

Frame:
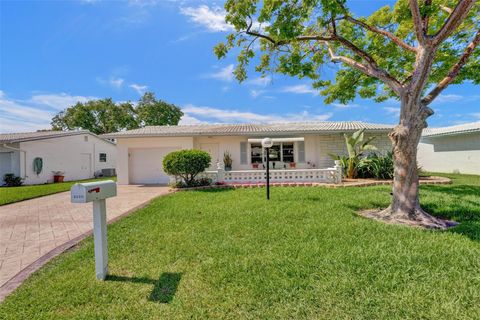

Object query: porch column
[334,160,343,184]
[216,161,225,183]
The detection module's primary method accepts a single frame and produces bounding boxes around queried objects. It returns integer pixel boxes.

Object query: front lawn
[0,177,116,206]
[1,173,479,319]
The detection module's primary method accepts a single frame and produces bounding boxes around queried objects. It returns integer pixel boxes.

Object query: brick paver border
[175,176,451,191]
[0,192,173,302]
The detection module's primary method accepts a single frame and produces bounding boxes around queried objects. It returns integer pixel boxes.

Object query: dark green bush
[163,149,211,187]
[3,173,23,187]
[357,152,394,180]
[170,177,212,189]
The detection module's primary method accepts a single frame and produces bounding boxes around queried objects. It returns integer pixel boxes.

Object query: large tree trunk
[379,98,456,229]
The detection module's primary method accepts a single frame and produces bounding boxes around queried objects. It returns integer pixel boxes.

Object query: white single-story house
[418,122,480,175]
[104,122,393,185]
[0,130,116,185]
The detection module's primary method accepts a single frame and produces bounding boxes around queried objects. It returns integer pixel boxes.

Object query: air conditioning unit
[101,168,116,177]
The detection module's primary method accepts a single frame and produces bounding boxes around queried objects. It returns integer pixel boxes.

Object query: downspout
[3,144,27,179]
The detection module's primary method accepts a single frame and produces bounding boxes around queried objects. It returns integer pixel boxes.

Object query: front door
[80,153,91,179]
[200,143,219,169]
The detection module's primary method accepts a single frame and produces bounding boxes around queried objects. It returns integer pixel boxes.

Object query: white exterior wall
[116,136,194,184]
[116,132,392,185]
[13,134,116,185]
[417,132,480,174]
[311,133,392,168]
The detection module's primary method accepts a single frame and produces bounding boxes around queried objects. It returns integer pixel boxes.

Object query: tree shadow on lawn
[343,184,480,242]
[421,185,480,242]
[106,272,182,303]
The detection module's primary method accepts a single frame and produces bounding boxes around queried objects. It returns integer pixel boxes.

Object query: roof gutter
[104,128,393,139]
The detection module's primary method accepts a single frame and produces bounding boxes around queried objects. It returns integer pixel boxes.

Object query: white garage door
[129,147,179,184]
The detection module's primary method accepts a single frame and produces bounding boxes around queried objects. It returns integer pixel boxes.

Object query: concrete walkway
[0,185,170,300]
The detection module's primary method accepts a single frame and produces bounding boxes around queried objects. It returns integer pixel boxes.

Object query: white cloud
[129,83,148,95]
[178,114,207,125]
[331,103,361,109]
[383,106,400,116]
[0,117,49,133]
[250,89,265,98]
[30,93,97,110]
[97,77,125,89]
[435,94,463,103]
[109,77,124,88]
[205,64,235,82]
[471,113,480,119]
[248,76,272,87]
[128,0,159,7]
[281,84,319,96]
[0,92,98,133]
[180,5,232,32]
[182,104,332,124]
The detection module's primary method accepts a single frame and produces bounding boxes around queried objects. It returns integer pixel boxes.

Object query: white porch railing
[199,164,343,184]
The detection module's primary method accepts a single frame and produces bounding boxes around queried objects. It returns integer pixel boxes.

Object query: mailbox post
[71,180,117,280]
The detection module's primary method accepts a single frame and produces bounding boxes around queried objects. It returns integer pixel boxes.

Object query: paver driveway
[0,185,170,292]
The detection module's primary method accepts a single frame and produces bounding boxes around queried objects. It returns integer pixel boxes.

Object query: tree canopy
[136,92,184,126]
[51,92,183,134]
[215,0,479,105]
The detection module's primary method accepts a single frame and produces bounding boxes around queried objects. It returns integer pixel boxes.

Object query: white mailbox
[71,180,117,280]
[71,180,117,203]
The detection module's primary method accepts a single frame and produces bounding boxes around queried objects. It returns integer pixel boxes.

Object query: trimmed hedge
[163,149,211,187]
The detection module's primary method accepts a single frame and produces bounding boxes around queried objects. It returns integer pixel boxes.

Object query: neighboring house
[103,122,393,185]
[418,122,480,175]
[0,130,116,185]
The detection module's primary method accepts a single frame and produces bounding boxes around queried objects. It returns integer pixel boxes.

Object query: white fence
[199,165,343,184]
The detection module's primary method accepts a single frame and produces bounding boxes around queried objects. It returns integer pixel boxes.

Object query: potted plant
[252,162,260,169]
[52,171,65,183]
[223,151,233,171]
[289,161,296,168]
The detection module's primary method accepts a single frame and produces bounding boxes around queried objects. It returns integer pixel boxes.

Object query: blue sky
[0,0,478,133]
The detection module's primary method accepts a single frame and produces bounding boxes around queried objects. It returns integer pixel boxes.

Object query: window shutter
[240,142,247,164]
[298,141,305,163]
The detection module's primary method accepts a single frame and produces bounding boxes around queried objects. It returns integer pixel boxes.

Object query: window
[250,142,297,164]
[99,153,107,162]
[250,143,263,163]
[267,144,281,162]
[240,142,248,164]
[282,143,294,163]
[297,141,305,163]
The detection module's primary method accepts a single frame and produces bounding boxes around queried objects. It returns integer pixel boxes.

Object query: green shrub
[169,177,213,189]
[163,149,211,187]
[3,173,23,187]
[357,152,394,180]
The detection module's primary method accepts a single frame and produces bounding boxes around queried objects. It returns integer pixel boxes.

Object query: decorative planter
[53,175,65,183]
[289,162,296,168]
[225,166,232,171]
[252,163,259,169]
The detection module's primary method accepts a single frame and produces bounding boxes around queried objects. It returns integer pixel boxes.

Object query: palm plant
[223,151,233,170]
[342,129,377,179]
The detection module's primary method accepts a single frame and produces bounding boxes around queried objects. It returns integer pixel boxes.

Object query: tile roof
[102,121,394,138]
[0,130,115,144]
[422,122,480,137]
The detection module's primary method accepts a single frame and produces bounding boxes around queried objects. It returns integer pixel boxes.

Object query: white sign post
[71,180,117,280]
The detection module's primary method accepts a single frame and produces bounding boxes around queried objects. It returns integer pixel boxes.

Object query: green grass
[0,177,116,206]
[1,173,479,319]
